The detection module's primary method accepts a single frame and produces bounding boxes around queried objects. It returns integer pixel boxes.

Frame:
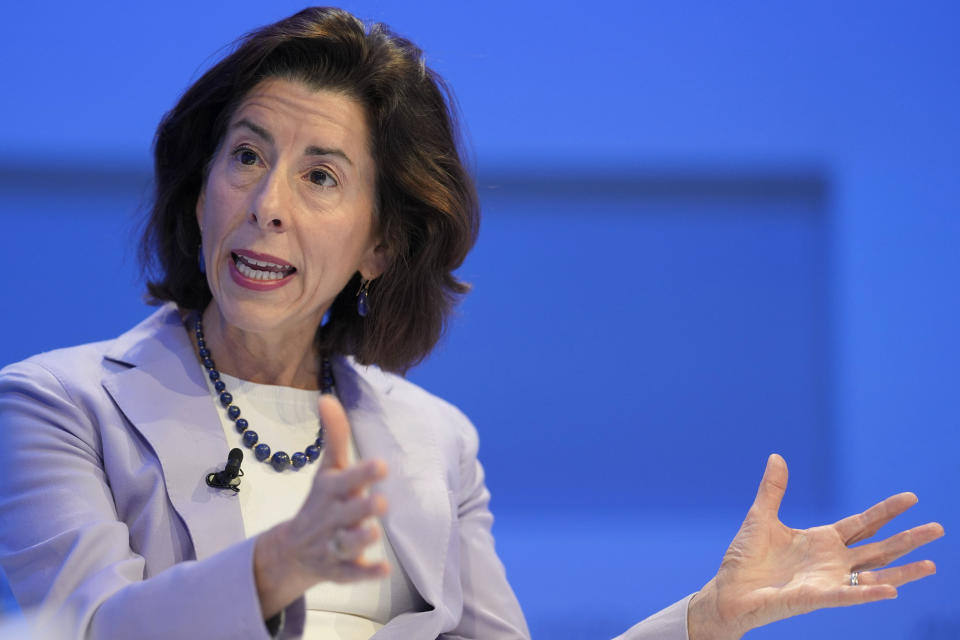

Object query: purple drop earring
[357,278,371,317]
[198,244,206,274]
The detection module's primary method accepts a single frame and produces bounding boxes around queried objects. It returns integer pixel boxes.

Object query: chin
[213,298,286,332]
[208,288,325,341]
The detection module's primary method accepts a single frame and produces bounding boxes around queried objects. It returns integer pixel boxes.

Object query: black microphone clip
[206,448,244,493]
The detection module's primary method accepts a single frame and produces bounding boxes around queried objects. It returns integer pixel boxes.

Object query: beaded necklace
[192,314,333,472]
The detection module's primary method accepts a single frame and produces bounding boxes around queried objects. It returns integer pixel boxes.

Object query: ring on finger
[328,528,354,561]
[849,571,860,586]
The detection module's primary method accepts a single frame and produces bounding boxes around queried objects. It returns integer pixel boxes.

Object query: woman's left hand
[688,454,944,640]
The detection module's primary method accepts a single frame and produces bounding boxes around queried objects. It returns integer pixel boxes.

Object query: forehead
[228,77,371,153]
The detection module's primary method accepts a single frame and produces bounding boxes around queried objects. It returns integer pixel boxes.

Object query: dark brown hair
[140,7,477,373]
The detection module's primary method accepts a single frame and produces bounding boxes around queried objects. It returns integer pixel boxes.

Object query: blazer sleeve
[0,360,290,640]
[441,414,531,640]
[611,594,694,640]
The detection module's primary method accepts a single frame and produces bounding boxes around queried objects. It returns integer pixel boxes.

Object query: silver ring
[849,571,860,586]
[328,528,352,560]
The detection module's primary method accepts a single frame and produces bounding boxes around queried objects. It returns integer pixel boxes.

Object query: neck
[192,303,322,390]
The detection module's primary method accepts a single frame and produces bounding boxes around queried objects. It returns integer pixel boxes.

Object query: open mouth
[231,252,297,281]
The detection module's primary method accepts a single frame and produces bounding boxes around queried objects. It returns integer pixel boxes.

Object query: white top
[204,370,423,639]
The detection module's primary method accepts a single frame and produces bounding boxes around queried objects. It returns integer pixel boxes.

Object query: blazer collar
[100,305,451,625]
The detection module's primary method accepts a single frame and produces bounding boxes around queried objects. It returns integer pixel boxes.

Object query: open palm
[693,454,943,639]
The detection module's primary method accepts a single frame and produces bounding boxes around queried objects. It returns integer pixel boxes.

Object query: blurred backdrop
[0,1,957,638]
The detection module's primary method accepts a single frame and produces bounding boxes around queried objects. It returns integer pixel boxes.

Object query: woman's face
[196,77,386,338]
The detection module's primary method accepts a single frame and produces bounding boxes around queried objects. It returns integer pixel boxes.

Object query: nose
[250,168,287,231]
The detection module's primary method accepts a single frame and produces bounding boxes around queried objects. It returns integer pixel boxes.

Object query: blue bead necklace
[193,314,333,472]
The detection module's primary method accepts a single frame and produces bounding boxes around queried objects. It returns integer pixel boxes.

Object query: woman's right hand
[254,394,390,618]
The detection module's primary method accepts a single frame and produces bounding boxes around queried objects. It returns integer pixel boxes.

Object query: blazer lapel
[101,305,245,561]
[334,358,452,630]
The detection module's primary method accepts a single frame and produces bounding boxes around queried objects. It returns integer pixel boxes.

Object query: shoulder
[0,304,183,404]
[2,340,112,395]
[338,357,480,457]
[0,304,191,461]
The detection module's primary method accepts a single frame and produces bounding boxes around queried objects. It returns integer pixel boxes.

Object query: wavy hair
[139,7,477,373]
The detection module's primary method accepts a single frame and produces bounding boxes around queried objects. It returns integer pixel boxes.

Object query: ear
[195,188,206,229]
[359,239,391,281]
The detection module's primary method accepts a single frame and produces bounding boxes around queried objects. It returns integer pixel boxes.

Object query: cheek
[201,182,244,239]
[302,225,363,282]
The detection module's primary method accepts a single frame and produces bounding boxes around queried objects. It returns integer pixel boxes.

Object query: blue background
[1,1,957,637]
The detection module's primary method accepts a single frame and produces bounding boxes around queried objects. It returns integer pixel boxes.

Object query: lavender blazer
[0,305,691,639]
[0,305,530,639]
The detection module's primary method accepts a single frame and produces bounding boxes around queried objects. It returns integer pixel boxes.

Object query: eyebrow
[232,119,354,166]
[305,144,354,166]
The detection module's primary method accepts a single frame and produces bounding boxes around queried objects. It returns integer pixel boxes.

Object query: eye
[229,145,261,168]
[237,148,259,166]
[308,169,338,188]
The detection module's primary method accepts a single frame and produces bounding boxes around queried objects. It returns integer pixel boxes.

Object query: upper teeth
[241,256,288,270]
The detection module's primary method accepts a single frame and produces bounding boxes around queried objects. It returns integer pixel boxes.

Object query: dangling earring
[198,244,206,274]
[357,278,371,317]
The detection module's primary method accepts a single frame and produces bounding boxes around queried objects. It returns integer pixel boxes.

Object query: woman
[0,7,943,640]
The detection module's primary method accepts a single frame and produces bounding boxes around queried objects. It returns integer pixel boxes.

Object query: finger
[850,522,945,569]
[332,494,388,528]
[858,560,936,588]
[813,584,898,608]
[751,453,789,517]
[331,522,381,560]
[322,459,388,499]
[319,394,351,471]
[833,492,918,544]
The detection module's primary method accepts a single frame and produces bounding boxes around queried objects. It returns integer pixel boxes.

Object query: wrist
[254,522,309,619]
[687,577,743,640]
